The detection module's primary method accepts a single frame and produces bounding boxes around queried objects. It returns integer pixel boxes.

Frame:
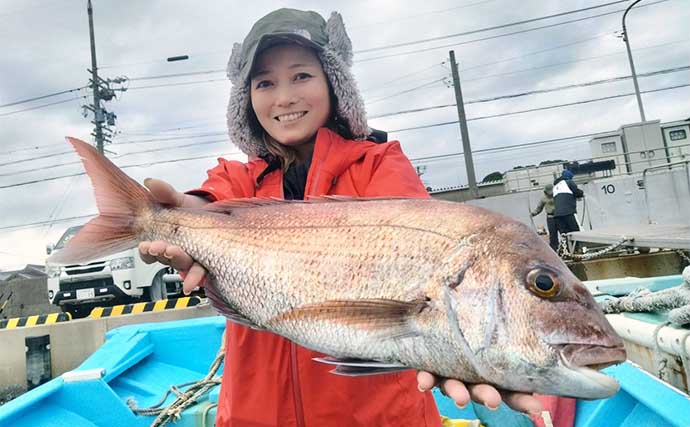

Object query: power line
[0,215,96,232]
[0,139,230,178]
[366,78,447,104]
[409,131,608,164]
[388,83,690,133]
[111,131,226,145]
[0,96,86,118]
[370,65,690,119]
[350,0,498,30]
[127,69,225,81]
[0,150,75,168]
[361,62,446,94]
[0,151,243,190]
[355,0,642,54]
[356,25,611,64]
[462,38,689,82]
[126,78,227,91]
[355,0,671,63]
[1,131,227,164]
[0,86,87,109]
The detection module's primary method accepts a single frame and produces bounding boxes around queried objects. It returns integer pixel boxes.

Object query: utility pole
[449,50,478,199]
[84,0,126,154]
[622,0,646,122]
[87,0,104,154]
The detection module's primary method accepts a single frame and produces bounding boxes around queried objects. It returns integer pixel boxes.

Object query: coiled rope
[127,331,225,427]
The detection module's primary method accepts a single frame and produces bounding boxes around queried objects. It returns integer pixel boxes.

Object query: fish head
[442,217,626,399]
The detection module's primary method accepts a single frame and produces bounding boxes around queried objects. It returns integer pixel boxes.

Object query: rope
[559,236,631,261]
[677,250,690,265]
[126,331,226,427]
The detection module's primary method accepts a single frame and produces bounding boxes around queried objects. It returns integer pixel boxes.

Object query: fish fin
[270,298,428,339]
[201,196,415,215]
[48,138,157,265]
[313,357,410,376]
[204,277,263,329]
[203,197,286,212]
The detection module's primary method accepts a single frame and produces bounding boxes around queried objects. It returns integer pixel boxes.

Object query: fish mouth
[547,343,626,399]
[553,343,627,371]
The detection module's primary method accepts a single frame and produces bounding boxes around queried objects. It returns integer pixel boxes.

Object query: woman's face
[250,44,331,154]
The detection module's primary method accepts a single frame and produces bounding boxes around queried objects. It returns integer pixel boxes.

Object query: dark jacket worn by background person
[552,176,583,217]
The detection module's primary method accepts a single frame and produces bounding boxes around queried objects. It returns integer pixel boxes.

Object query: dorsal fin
[202,196,414,215]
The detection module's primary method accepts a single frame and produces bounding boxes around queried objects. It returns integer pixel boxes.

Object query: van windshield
[54,225,83,250]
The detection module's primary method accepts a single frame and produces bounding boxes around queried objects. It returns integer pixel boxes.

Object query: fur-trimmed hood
[225,9,369,157]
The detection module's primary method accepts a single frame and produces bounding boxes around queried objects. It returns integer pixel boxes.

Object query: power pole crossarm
[449,50,479,199]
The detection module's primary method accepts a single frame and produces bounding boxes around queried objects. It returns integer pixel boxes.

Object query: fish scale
[50,137,628,399]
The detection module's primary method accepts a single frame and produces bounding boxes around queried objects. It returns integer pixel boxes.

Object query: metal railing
[642,159,690,224]
[503,142,690,193]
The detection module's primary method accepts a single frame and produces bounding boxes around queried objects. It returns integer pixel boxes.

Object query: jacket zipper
[282,166,306,427]
[289,131,334,427]
[290,342,306,427]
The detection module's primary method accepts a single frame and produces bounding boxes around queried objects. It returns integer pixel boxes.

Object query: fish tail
[48,137,158,264]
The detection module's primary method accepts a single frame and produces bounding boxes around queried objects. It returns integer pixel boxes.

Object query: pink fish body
[49,137,626,399]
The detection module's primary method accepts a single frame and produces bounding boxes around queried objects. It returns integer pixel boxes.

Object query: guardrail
[89,296,202,318]
[503,145,690,193]
[0,312,71,329]
[642,160,690,224]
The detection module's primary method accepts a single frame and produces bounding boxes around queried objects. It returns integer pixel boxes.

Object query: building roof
[0,264,46,283]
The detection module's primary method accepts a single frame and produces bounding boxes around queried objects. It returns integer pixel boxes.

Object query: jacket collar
[255,128,373,197]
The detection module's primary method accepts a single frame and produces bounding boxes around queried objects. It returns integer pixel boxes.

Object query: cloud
[0,0,688,269]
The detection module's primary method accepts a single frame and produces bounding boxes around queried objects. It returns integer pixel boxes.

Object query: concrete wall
[0,278,60,319]
[0,305,217,392]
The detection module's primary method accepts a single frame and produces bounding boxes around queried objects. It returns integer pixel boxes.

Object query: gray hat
[226,8,370,157]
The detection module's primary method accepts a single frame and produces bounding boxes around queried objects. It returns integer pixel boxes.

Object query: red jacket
[192,128,441,427]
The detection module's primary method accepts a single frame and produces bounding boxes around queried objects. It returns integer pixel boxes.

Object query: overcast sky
[0,0,688,270]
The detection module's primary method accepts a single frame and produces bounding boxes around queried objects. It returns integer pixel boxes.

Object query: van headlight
[110,256,135,270]
[46,265,61,278]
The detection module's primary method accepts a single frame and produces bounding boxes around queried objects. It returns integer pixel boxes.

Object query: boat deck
[569,224,690,250]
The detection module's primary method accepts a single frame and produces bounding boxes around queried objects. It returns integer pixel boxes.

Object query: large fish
[50,137,626,399]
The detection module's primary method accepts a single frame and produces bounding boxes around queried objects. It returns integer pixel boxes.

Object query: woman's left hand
[416,371,543,414]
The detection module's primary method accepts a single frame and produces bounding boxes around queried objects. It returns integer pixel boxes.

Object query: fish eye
[526,269,559,298]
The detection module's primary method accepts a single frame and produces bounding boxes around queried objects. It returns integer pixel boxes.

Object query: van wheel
[145,269,167,302]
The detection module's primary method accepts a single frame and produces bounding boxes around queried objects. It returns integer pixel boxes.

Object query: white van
[45,225,182,317]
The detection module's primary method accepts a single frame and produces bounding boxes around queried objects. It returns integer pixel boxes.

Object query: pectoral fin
[270,298,429,339]
[313,356,410,376]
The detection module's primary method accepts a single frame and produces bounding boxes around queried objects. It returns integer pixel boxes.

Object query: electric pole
[622,0,646,122]
[449,50,478,199]
[84,0,126,155]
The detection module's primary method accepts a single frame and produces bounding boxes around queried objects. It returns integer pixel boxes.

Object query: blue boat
[2,308,689,427]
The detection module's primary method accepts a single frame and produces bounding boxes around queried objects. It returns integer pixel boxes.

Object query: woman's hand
[416,371,543,414]
[138,178,209,294]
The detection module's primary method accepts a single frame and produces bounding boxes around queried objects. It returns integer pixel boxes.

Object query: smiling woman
[133,7,544,427]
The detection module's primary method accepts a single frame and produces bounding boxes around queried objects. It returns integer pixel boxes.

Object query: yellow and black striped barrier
[0,312,72,329]
[89,296,202,318]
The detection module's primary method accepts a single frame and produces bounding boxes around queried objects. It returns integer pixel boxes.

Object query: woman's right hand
[138,178,209,294]
[417,371,543,415]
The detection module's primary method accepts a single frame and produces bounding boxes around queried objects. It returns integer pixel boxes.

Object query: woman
[139,8,542,426]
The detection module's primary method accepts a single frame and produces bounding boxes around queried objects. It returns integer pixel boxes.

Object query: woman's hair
[226,10,370,159]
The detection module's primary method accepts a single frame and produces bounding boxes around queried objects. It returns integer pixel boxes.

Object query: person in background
[531,183,558,251]
[552,170,584,237]
[137,8,543,427]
